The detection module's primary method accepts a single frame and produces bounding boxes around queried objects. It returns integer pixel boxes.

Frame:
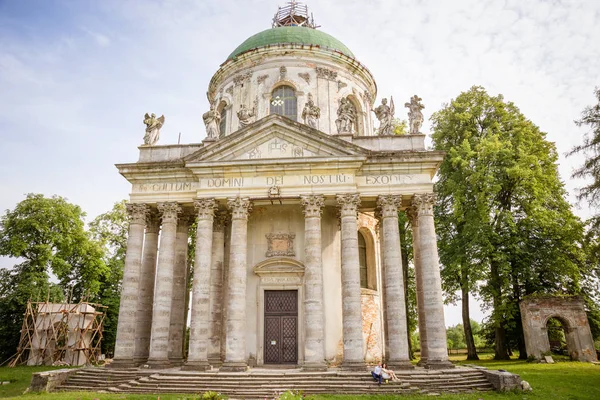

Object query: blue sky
[1,0,599,325]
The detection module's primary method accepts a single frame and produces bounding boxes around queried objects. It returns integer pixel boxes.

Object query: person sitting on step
[382,363,399,382]
[371,362,383,385]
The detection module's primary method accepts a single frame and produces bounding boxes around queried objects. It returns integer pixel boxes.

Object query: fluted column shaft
[336,193,364,369]
[147,202,181,368]
[168,215,191,365]
[412,193,453,369]
[134,211,159,364]
[377,195,413,369]
[301,195,327,371]
[407,207,428,366]
[112,204,148,367]
[208,212,227,366]
[221,197,252,371]
[185,199,218,370]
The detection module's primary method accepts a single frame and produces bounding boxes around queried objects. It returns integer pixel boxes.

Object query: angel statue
[203,104,221,139]
[373,97,394,136]
[143,113,165,146]
[405,95,425,134]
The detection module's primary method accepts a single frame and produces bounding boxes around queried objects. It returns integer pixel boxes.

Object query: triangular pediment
[184,114,368,164]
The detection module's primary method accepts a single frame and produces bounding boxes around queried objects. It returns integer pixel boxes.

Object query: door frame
[254,257,305,367]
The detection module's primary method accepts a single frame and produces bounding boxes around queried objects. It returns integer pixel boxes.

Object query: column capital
[376,194,402,218]
[194,198,218,220]
[157,202,182,224]
[145,210,160,233]
[301,194,325,218]
[227,197,252,220]
[412,193,436,217]
[214,211,228,233]
[336,193,361,218]
[126,203,149,225]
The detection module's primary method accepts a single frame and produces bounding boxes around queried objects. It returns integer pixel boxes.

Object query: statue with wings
[143,113,165,146]
[405,95,425,134]
[374,97,395,136]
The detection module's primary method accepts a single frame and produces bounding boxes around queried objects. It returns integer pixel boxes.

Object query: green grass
[1,355,599,400]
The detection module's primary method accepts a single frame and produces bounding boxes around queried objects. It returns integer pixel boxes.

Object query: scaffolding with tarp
[9,299,106,367]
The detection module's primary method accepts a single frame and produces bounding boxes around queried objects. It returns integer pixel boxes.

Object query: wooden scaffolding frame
[9,299,107,367]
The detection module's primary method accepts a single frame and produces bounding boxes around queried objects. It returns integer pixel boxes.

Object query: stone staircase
[56,366,494,398]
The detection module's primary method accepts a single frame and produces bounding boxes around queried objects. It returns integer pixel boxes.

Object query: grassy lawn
[0,354,598,400]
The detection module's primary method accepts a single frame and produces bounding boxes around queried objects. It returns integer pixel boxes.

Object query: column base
[302,362,328,372]
[168,357,184,367]
[386,360,415,370]
[208,356,223,368]
[425,360,455,370]
[220,361,248,372]
[108,359,138,369]
[182,360,211,371]
[341,361,366,371]
[146,358,172,369]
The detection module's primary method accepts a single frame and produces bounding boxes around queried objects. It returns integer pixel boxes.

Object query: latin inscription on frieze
[363,175,415,185]
[135,182,195,192]
[261,276,301,284]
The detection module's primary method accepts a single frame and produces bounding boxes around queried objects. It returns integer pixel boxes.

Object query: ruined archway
[520,296,597,362]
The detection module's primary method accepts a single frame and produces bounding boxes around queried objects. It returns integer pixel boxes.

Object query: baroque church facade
[112,2,452,372]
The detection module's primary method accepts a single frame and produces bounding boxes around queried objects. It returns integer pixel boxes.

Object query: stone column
[406,206,428,366]
[184,199,218,370]
[412,193,453,369]
[147,202,181,368]
[301,194,327,371]
[208,211,227,366]
[336,193,365,370]
[134,210,160,364]
[168,214,191,365]
[112,203,148,368]
[221,197,252,372]
[377,195,413,369]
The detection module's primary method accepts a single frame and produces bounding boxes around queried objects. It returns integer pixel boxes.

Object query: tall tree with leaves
[0,194,108,363]
[432,86,585,360]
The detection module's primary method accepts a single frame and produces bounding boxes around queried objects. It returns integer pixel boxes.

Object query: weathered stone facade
[111,4,452,371]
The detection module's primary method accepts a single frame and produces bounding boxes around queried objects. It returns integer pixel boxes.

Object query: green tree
[398,212,417,358]
[89,200,128,356]
[392,118,408,135]
[0,194,108,362]
[431,86,585,360]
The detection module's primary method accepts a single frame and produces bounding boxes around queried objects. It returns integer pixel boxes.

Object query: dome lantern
[272,1,319,29]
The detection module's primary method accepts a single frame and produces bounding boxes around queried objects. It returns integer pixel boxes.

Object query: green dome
[227,26,355,60]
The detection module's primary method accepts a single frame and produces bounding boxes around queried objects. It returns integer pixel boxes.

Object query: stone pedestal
[184,199,217,371]
[168,215,191,366]
[301,195,327,371]
[377,195,413,370]
[147,202,181,369]
[336,194,365,370]
[134,211,159,364]
[412,193,453,369]
[208,212,227,367]
[221,197,252,372]
[112,203,147,368]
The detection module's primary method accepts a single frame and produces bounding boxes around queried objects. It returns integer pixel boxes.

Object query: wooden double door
[264,290,298,364]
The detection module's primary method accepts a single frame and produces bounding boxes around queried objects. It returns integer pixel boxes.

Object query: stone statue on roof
[374,97,394,136]
[302,93,320,129]
[203,104,221,139]
[335,96,355,134]
[237,98,258,129]
[143,113,165,146]
[405,95,425,134]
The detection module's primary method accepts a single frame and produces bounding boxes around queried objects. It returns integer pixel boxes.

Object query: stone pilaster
[147,202,181,368]
[336,193,365,370]
[221,197,252,372]
[377,195,413,369]
[134,210,159,364]
[406,206,428,366]
[300,194,327,371]
[412,193,453,369]
[184,199,218,371]
[168,214,191,366]
[112,204,148,368]
[208,211,227,367]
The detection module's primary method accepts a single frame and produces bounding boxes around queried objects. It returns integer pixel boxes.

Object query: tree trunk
[460,269,479,360]
[511,270,527,359]
[490,259,510,360]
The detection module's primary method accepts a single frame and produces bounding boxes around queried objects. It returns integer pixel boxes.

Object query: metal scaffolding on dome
[8,298,106,367]
[272,1,319,29]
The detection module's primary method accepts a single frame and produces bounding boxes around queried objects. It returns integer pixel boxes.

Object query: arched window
[270,85,297,121]
[359,232,368,289]
[217,101,228,138]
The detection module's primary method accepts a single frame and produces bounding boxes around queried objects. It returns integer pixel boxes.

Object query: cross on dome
[272,1,320,29]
